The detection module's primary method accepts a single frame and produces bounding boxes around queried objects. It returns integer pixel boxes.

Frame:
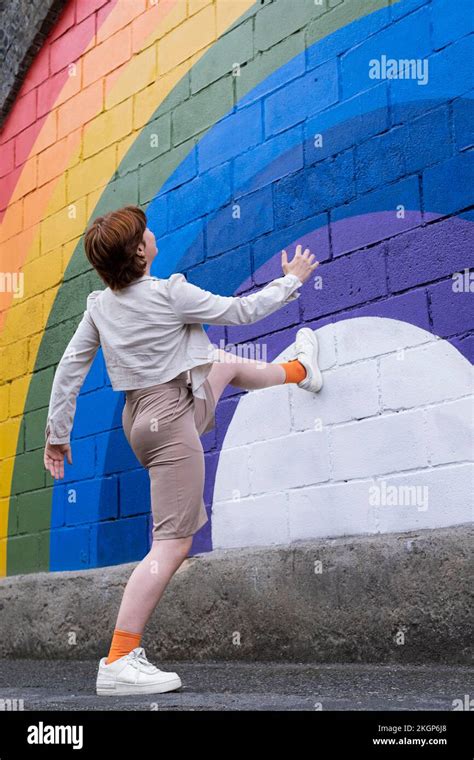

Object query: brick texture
[1,0,472,574]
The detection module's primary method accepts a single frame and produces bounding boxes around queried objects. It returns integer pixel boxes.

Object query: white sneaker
[293,328,323,393]
[96,647,182,696]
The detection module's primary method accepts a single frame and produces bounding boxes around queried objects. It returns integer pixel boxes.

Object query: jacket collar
[129,274,159,285]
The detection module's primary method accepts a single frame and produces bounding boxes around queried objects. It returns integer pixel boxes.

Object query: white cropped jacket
[44,271,303,444]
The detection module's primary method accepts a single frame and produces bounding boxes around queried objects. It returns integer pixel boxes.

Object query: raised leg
[206,348,286,405]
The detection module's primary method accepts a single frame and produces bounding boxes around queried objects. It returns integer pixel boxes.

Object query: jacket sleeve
[167,272,304,326]
[45,296,100,445]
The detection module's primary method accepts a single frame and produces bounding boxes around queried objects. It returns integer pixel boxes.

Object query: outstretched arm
[168,246,319,326]
[44,303,100,479]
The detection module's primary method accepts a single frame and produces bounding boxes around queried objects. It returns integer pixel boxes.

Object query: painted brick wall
[0,0,472,577]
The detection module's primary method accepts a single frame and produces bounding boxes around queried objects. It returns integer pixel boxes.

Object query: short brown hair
[84,205,148,290]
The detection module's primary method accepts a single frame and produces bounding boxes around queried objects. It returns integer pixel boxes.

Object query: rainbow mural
[0,0,473,577]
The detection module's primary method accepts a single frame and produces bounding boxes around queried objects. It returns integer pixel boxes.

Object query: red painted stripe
[0,0,118,216]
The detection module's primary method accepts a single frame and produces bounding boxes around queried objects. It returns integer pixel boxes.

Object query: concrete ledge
[0,525,472,663]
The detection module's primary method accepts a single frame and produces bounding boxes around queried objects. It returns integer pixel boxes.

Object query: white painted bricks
[334,316,432,364]
[288,479,376,540]
[249,428,330,493]
[425,397,474,466]
[291,358,379,427]
[330,409,428,480]
[220,384,292,448]
[212,319,474,549]
[212,492,289,548]
[374,464,474,533]
[380,340,473,410]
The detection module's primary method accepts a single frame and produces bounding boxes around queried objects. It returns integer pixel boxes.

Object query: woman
[43,205,323,696]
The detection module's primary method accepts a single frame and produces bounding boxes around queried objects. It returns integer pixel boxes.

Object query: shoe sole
[96,676,182,696]
[296,328,323,392]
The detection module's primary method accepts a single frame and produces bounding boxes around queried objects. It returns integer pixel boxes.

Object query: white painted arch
[212,318,474,548]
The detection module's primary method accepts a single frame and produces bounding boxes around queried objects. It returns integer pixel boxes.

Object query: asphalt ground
[0,659,472,711]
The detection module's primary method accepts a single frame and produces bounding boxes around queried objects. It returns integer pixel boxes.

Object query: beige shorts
[122,371,216,540]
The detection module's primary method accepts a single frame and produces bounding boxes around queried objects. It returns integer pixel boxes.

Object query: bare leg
[114,536,193,635]
[206,348,287,405]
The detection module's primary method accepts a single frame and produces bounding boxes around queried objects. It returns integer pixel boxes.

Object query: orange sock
[106,628,142,665]
[279,359,307,384]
